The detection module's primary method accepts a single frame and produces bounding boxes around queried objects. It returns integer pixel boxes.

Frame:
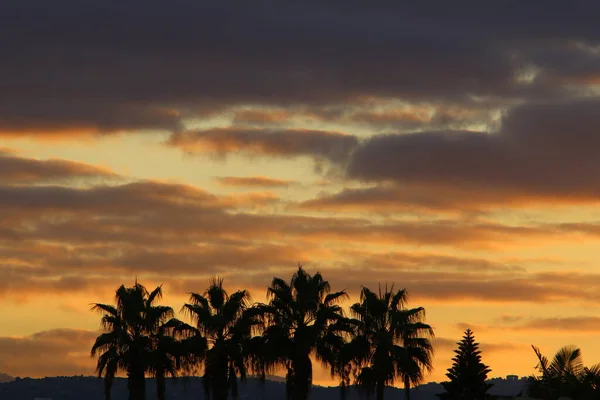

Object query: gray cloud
[0,329,97,377]
[168,128,359,162]
[2,0,598,135]
[0,151,116,183]
[346,98,600,208]
[0,181,223,213]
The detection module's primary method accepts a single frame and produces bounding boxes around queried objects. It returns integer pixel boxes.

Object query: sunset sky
[3,0,600,386]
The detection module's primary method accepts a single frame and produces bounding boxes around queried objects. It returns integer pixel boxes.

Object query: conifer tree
[438,328,492,400]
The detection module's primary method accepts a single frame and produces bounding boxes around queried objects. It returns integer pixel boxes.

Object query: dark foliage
[181,278,260,400]
[257,266,350,400]
[438,329,492,400]
[349,286,434,400]
[528,345,600,400]
[89,271,437,400]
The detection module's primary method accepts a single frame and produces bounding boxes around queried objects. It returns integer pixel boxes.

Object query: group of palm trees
[91,267,434,400]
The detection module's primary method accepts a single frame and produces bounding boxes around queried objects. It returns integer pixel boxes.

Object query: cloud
[354,251,526,273]
[454,315,600,336]
[0,180,224,214]
[215,176,295,188]
[346,98,600,209]
[0,164,588,244]
[519,316,600,332]
[0,329,97,377]
[296,185,484,214]
[231,109,300,125]
[4,0,600,136]
[333,269,600,304]
[168,128,358,162]
[0,153,599,305]
[0,151,117,183]
[218,261,600,306]
[496,315,526,324]
[433,337,520,354]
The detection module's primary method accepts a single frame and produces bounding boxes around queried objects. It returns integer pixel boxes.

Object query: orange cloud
[215,176,295,188]
[0,329,97,377]
[232,109,296,124]
[0,155,599,307]
[0,151,117,183]
[296,183,597,214]
[519,316,600,333]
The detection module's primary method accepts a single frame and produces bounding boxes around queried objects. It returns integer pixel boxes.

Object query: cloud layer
[4,0,600,384]
[2,0,600,136]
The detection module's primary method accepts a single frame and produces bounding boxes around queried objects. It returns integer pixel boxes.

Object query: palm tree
[401,335,436,400]
[530,345,600,400]
[148,318,196,400]
[259,266,349,400]
[580,364,600,399]
[349,285,434,400]
[182,278,260,400]
[329,330,364,400]
[91,282,175,400]
[94,343,119,400]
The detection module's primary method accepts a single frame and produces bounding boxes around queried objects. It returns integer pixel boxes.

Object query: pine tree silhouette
[437,328,493,400]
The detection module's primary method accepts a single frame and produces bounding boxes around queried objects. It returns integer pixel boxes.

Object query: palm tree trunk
[340,383,347,400]
[212,386,229,400]
[127,375,136,400]
[285,368,294,400]
[210,361,229,400]
[128,366,146,400]
[156,370,166,400]
[404,376,411,400]
[292,356,312,400]
[104,374,113,400]
[376,379,385,400]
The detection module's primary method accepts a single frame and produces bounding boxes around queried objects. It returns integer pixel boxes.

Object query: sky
[2,0,600,386]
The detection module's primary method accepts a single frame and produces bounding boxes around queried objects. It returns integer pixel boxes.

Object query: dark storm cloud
[346,98,600,207]
[2,0,599,135]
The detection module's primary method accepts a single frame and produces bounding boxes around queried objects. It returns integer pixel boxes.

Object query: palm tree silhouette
[148,318,196,400]
[329,328,363,400]
[91,282,175,400]
[93,341,119,400]
[182,278,260,400]
[530,345,600,399]
[258,266,349,400]
[349,285,434,400]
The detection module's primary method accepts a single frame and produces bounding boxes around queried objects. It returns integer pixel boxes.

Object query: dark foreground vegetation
[0,375,529,400]
[2,266,588,400]
[90,267,434,400]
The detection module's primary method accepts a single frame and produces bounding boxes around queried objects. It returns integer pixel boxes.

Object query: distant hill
[0,373,14,383]
[0,375,529,400]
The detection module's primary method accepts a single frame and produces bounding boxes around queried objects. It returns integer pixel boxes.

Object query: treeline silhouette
[90,267,434,400]
[86,266,600,400]
[0,375,493,400]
